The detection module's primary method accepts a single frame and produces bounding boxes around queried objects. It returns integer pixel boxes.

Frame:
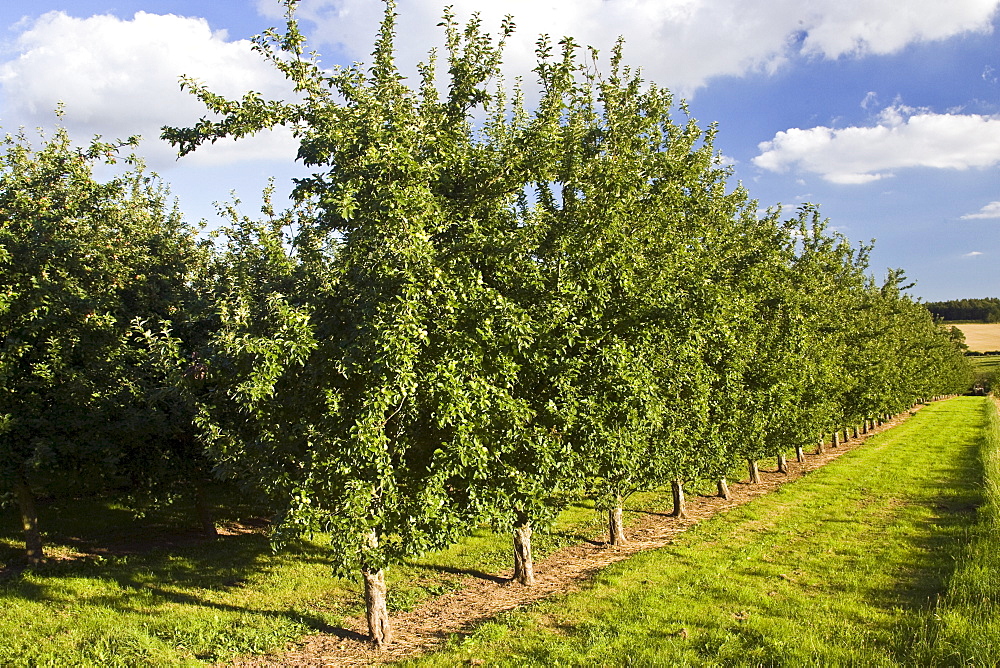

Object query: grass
[3,399,992,666]
[971,355,1000,375]
[0,477,678,664]
[913,397,1000,664]
[0,525,339,665]
[411,396,995,667]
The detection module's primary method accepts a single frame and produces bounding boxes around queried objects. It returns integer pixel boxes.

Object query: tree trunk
[15,479,43,565]
[670,480,687,518]
[795,445,805,463]
[816,437,826,455]
[608,498,626,546]
[777,453,788,474]
[747,459,761,484]
[717,477,731,500]
[362,529,391,648]
[193,483,218,538]
[831,431,840,448]
[512,520,535,586]
[852,425,858,439]
[362,567,391,648]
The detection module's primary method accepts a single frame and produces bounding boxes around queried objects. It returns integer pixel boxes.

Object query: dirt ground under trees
[226,407,925,668]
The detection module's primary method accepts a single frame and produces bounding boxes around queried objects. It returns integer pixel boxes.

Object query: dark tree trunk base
[832,431,840,449]
[15,479,43,565]
[717,477,731,500]
[816,438,826,455]
[194,484,218,538]
[795,445,805,463]
[777,453,788,474]
[747,459,761,485]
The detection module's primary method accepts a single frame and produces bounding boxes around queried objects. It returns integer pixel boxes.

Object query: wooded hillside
[924,298,1000,323]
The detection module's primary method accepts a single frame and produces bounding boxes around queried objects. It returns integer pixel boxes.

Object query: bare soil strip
[229,409,923,667]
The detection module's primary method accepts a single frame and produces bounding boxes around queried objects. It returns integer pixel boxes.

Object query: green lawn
[2,397,994,666]
[412,396,997,667]
[0,473,672,665]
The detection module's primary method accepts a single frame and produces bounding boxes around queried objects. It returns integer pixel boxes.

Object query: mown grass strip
[913,396,1000,664]
[411,397,991,667]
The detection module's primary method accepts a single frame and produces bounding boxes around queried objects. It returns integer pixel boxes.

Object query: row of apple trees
[1,1,972,648]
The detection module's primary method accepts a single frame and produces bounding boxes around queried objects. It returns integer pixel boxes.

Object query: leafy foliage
[156,0,973,645]
[0,0,975,651]
[0,120,201,499]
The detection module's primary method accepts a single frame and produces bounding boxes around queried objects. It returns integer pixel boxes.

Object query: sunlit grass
[0,527,341,665]
[911,396,1000,664]
[0,477,673,664]
[412,397,992,667]
[5,399,990,666]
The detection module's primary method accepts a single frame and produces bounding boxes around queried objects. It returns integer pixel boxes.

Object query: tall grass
[917,397,1000,664]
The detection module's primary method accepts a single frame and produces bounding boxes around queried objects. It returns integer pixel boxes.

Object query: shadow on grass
[0,531,375,647]
[0,493,370,644]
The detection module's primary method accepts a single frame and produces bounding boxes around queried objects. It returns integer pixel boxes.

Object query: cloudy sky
[1,0,998,301]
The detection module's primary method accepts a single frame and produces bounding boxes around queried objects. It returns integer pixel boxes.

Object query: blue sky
[1,0,998,301]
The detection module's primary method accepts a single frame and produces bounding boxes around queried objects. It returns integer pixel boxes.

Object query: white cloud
[753,106,1000,183]
[794,1,999,58]
[0,11,298,166]
[4,0,999,168]
[964,251,985,257]
[277,0,1000,94]
[962,201,1000,219]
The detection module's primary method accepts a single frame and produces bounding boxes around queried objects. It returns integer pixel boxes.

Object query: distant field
[951,323,1000,352]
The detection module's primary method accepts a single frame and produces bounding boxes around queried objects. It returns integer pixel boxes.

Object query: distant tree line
[924,298,1000,323]
[1,0,975,650]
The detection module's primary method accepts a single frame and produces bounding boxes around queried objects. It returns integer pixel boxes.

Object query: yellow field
[952,323,1000,352]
